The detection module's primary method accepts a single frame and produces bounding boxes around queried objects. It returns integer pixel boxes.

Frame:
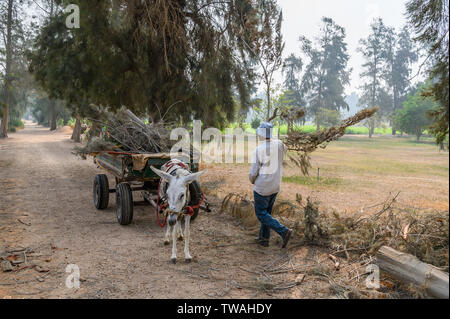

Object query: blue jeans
[254,191,288,241]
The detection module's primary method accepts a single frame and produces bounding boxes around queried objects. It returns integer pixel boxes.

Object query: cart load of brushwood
[73,108,179,159]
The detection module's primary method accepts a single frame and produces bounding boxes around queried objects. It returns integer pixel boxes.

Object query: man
[249,122,292,248]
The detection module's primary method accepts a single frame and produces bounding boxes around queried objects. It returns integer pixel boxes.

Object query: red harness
[155,160,204,227]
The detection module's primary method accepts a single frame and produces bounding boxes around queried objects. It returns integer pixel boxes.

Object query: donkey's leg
[184,215,192,262]
[171,221,178,263]
[164,223,171,245]
[177,220,184,241]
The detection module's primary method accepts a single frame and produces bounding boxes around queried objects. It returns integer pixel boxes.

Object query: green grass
[282,175,343,187]
[239,123,395,136]
[344,126,392,135]
[330,136,439,150]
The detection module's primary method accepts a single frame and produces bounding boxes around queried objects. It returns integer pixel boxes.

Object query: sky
[275,0,417,96]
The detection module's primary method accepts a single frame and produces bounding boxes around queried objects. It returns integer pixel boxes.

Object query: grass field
[229,123,435,136]
[201,135,449,214]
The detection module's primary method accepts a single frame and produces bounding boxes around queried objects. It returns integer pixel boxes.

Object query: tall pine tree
[384,26,418,135]
[358,18,393,137]
[300,17,351,131]
[406,0,449,144]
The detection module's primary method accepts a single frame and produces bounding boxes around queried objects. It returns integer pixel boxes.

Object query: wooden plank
[376,246,449,299]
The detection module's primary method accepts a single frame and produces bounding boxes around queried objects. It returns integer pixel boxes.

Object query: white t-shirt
[249,139,287,196]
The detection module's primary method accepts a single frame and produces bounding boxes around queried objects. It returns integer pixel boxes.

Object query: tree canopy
[28,0,276,128]
[299,17,351,130]
[406,0,449,144]
[395,82,436,140]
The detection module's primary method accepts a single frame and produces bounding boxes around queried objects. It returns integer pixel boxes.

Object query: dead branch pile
[73,109,173,158]
[221,192,448,298]
[73,137,117,160]
[220,192,449,271]
[284,107,378,174]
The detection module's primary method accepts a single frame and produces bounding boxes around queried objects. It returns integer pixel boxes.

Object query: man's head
[256,122,273,141]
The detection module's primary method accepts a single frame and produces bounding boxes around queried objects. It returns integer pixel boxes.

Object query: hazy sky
[275,0,416,95]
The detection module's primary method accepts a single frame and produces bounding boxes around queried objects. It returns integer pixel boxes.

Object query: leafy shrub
[9,118,24,130]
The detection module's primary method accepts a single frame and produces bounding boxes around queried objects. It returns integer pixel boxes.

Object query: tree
[406,0,449,144]
[242,0,284,121]
[300,17,351,131]
[0,0,14,138]
[358,18,393,138]
[316,107,341,128]
[40,0,58,131]
[282,53,305,127]
[29,0,274,131]
[0,0,32,137]
[383,26,418,135]
[395,83,436,140]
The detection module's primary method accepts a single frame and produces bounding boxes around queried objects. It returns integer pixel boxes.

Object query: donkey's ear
[183,169,207,184]
[150,166,173,182]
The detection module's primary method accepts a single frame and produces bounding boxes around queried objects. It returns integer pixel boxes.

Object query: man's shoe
[282,229,292,248]
[258,240,269,247]
[255,238,269,247]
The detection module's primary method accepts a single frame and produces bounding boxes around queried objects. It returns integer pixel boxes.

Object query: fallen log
[376,246,449,299]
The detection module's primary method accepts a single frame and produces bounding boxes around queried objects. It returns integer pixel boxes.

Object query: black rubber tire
[188,180,202,221]
[115,183,133,225]
[93,174,109,210]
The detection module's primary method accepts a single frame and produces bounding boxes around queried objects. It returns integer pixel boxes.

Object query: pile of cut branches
[284,107,378,174]
[220,192,449,270]
[73,109,173,158]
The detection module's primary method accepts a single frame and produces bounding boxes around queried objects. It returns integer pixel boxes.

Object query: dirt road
[1,124,322,299]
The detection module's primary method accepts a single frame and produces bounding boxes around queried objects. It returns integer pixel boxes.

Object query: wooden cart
[92,151,208,225]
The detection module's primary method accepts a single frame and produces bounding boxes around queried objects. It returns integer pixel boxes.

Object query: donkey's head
[150,166,207,225]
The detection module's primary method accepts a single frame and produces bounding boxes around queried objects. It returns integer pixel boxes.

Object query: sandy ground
[0,124,331,299]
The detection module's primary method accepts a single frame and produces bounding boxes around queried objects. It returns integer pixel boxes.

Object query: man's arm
[249,149,259,184]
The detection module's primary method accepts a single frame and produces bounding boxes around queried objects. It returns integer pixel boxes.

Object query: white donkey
[150,164,206,263]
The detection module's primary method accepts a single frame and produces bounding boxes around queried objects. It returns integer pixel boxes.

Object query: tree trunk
[0,103,9,138]
[376,246,449,299]
[0,0,13,138]
[266,84,271,122]
[71,116,82,142]
[316,118,320,132]
[49,100,57,130]
[416,132,422,141]
[89,120,101,138]
[369,122,375,138]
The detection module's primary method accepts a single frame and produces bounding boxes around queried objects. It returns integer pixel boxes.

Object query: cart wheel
[115,183,133,225]
[188,180,202,221]
[93,174,109,209]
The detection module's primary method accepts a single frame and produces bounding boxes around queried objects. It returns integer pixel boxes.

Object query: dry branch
[284,107,378,174]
